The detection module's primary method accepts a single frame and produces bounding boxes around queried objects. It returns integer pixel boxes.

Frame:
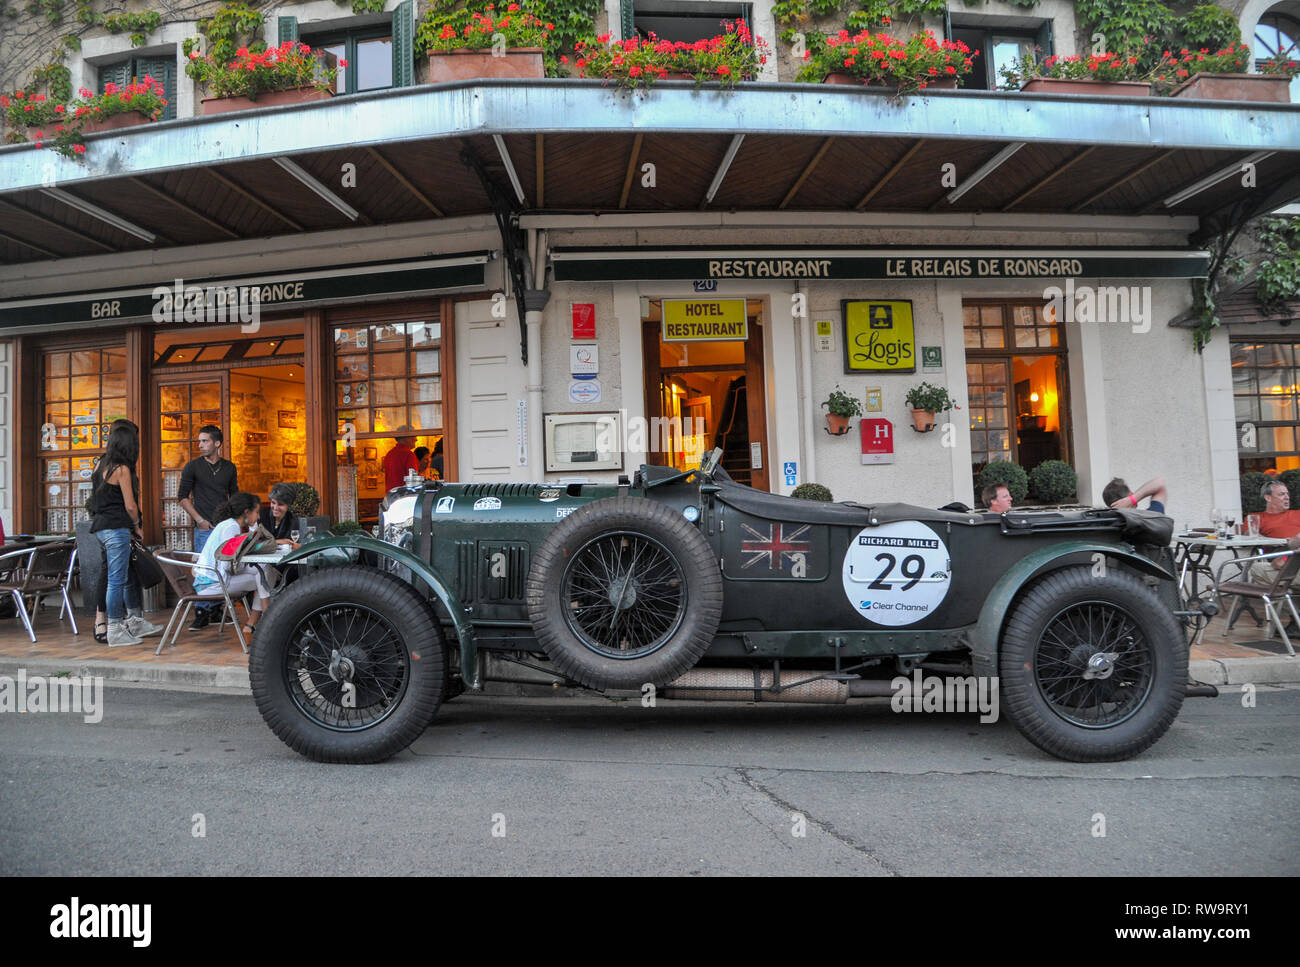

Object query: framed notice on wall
[337,465,358,523]
[841,300,916,374]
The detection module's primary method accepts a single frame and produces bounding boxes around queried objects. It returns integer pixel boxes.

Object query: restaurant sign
[0,254,489,330]
[551,248,1211,282]
[662,299,748,341]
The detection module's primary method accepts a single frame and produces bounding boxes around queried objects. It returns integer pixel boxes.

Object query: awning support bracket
[461,144,530,364]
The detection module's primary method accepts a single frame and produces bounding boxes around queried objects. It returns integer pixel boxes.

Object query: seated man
[1103,476,1167,514]
[982,483,1012,514]
[1248,480,1300,584]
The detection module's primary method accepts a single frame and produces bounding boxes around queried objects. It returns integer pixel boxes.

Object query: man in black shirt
[178,424,238,628]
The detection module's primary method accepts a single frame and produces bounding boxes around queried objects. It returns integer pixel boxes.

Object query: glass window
[1235,338,1300,473]
[310,30,393,95]
[38,346,128,532]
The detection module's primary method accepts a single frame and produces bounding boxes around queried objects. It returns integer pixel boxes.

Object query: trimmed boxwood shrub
[1241,471,1269,513]
[329,520,362,536]
[1029,460,1078,505]
[976,460,1029,504]
[289,482,321,517]
[791,483,833,501]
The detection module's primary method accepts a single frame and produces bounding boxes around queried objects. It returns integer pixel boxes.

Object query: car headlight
[379,493,417,549]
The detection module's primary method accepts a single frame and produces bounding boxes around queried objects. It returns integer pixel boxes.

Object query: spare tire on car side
[526,496,722,690]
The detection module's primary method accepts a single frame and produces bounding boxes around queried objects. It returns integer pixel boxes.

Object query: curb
[0,656,251,692]
[1189,656,1300,686]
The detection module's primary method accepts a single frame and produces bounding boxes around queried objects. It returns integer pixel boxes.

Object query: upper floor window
[310,26,393,93]
[631,1,752,43]
[949,16,1053,90]
[98,54,177,120]
[1255,11,1300,67]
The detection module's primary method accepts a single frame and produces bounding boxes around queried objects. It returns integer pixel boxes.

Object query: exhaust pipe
[662,669,849,704]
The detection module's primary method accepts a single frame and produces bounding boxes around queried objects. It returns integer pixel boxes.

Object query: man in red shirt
[382,428,420,492]
[1250,480,1300,583]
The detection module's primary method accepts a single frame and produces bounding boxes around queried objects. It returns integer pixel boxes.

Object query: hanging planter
[821,387,862,436]
[904,381,958,434]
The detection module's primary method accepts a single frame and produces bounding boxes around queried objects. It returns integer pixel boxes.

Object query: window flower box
[577,20,769,89]
[79,109,153,134]
[200,85,334,115]
[822,73,958,89]
[799,29,974,96]
[1167,73,1292,103]
[426,48,545,82]
[1020,78,1153,96]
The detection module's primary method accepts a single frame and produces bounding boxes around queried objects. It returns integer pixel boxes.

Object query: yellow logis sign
[842,300,916,373]
[662,299,748,342]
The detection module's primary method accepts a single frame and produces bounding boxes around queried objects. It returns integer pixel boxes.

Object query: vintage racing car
[249,451,1207,764]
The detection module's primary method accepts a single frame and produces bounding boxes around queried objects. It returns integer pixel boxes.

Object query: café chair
[153,552,249,655]
[1213,549,1300,657]
[0,540,79,643]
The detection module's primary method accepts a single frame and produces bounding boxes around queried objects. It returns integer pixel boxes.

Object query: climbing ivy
[101,10,163,46]
[25,0,65,25]
[189,1,266,66]
[335,0,387,12]
[420,0,603,76]
[1256,218,1300,310]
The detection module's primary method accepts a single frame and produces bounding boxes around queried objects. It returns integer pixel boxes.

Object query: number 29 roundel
[842,521,951,626]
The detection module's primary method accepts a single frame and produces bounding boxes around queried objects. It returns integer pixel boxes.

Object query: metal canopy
[1,80,1298,266]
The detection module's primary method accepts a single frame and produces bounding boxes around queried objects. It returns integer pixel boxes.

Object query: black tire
[526,495,722,690]
[999,565,1187,762]
[250,566,445,763]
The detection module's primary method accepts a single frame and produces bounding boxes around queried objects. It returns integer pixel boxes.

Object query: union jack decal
[740,522,812,571]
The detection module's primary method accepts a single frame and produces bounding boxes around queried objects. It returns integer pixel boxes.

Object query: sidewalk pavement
[0,603,1296,693]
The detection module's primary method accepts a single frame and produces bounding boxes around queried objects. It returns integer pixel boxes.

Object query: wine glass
[1225,515,1236,537]
[1211,508,1223,536]
[290,528,300,545]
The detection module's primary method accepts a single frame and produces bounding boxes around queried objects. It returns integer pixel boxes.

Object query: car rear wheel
[526,496,722,690]
[999,565,1186,762]
[250,567,445,763]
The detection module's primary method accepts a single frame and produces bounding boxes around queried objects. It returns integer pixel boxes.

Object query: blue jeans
[194,526,218,615]
[96,528,140,620]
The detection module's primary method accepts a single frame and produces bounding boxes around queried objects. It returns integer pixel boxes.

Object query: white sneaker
[106,620,143,647]
[126,614,164,638]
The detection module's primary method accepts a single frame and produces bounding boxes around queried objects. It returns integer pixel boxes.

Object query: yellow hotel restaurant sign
[662,299,748,342]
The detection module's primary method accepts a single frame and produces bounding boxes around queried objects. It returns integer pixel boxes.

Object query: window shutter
[97,60,130,94]
[391,0,414,88]
[619,0,635,41]
[137,55,177,120]
[1036,19,1054,58]
[278,16,299,44]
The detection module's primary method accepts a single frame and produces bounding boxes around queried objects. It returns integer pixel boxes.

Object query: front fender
[967,541,1175,679]
[279,535,478,689]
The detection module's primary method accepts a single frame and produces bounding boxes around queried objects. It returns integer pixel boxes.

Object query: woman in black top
[259,482,301,542]
[90,421,160,646]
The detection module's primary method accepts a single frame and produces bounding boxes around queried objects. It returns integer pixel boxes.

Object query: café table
[1173,532,1288,608]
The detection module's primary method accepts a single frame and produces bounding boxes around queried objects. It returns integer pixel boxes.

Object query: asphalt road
[2,683,1297,876]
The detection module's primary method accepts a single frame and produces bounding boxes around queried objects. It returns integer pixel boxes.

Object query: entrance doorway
[642,298,769,490]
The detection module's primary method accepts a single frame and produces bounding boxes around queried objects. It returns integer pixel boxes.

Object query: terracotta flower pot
[911,409,936,432]
[822,74,958,90]
[201,86,333,115]
[80,110,152,134]
[427,48,545,83]
[825,413,853,435]
[1020,78,1152,96]
[1168,72,1291,103]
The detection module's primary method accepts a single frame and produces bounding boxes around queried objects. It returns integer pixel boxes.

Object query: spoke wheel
[250,566,445,763]
[528,496,722,690]
[561,530,687,660]
[999,565,1186,762]
[284,601,410,731]
[1034,601,1153,728]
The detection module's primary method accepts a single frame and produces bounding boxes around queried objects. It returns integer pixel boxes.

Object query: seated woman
[260,482,301,543]
[192,492,274,640]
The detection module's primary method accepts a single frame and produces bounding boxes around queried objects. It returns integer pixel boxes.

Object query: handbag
[130,539,165,589]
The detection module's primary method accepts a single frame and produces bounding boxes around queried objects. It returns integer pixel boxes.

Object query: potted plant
[75,77,170,134]
[418,4,553,83]
[790,483,833,501]
[904,381,957,432]
[289,482,329,537]
[1028,459,1078,505]
[186,40,341,115]
[821,387,862,435]
[1156,43,1296,102]
[577,20,769,89]
[1000,50,1154,97]
[797,29,976,95]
